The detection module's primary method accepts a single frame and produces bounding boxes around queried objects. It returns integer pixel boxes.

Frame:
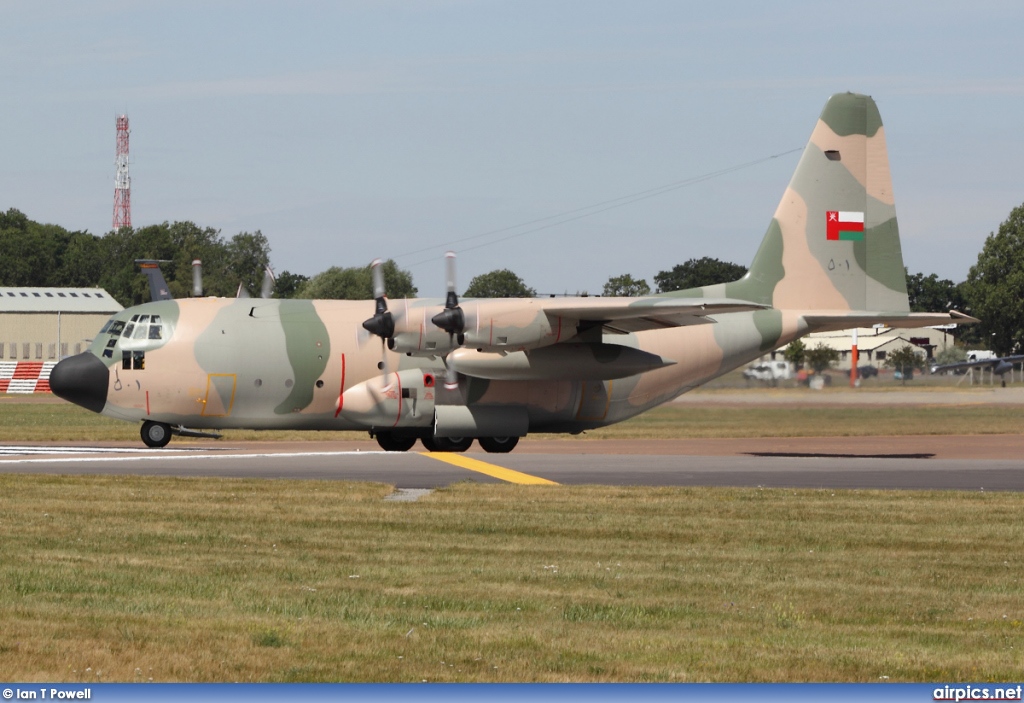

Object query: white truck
[742,360,793,385]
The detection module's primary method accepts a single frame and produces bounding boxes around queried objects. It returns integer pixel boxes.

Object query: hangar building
[0,287,122,392]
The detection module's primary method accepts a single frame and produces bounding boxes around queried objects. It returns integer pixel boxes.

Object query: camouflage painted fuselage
[85,295,797,434]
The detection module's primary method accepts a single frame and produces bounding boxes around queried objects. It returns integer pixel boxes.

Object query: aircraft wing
[539,297,770,333]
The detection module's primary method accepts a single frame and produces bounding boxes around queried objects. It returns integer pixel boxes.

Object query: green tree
[963,202,1024,356]
[934,345,967,366]
[906,269,967,313]
[602,273,650,297]
[783,338,807,370]
[273,271,310,299]
[464,269,535,298]
[805,343,839,374]
[56,231,106,288]
[885,344,924,384]
[226,230,272,297]
[654,257,747,293]
[296,260,416,300]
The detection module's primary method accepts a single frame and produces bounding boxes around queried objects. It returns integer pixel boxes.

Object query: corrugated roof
[0,288,124,314]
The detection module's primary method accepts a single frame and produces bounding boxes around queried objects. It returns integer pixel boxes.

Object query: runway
[2,436,1023,491]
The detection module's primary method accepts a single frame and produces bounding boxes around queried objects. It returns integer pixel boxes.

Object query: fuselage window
[122,350,146,370]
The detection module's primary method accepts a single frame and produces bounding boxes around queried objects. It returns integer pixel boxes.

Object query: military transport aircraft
[50,93,974,452]
[931,355,1024,387]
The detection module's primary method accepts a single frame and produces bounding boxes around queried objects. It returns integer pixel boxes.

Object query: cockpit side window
[109,321,125,336]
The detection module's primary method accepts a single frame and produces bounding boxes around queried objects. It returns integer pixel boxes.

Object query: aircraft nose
[49,353,109,413]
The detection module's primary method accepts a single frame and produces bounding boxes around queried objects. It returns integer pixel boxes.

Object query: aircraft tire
[375,433,417,452]
[422,436,473,453]
[478,436,519,453]
[141,421,172,448]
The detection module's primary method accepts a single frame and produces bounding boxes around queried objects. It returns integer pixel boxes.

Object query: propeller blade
[370,258,386,301]
[260,266,275,299]
[361,257,396,385]
[192,259,203,297]
[442,349,459,390]
[361,258,395,339]
[431,251,465,337]
[236,283,251,299]
[444,250,457,305]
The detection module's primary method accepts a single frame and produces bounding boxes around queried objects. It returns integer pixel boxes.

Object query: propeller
[236,283,251,298]
[361,258,395,381]
[260,265,276,299]
[192,259,203,297]
[430,251,466,389]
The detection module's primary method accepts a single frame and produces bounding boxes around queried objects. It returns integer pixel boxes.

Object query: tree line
[4,201,1024,355]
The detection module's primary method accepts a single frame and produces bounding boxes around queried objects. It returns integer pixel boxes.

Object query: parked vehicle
[743,360,793,385]
[856,365,878,378]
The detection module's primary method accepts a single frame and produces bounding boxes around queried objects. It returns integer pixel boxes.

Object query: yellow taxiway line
[422,452,559,485]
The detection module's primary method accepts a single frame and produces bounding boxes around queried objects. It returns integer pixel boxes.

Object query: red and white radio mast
[112,115,131,231]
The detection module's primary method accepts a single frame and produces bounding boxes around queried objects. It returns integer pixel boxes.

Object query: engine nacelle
[337,368,437,430]
[450,343,675,381]
[458,299,578,352]
[386,299,580,356]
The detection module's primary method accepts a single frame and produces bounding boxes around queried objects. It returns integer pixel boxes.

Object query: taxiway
[1,435,1022,491]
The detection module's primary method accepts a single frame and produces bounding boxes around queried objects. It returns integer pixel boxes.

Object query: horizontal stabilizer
[802,310,977,333]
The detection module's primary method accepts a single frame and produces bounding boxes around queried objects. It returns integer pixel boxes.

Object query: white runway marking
[0,445,210,456]
[0,448,408,464]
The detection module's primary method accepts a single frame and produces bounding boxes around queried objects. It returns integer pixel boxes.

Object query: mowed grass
[1,475,1023,682]
[3,396,1024,442]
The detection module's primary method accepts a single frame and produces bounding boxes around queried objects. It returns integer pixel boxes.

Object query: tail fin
[726,92,909,312]
[136,259,174,301]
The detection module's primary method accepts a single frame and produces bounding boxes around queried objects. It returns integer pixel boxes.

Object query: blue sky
[2,1,1022,296]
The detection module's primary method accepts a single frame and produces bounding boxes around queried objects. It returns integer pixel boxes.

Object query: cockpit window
[109,321,125,336]
[148,325,162,340]
[99,320,114,334]
[122,323,135,338]
[133,325,149,339]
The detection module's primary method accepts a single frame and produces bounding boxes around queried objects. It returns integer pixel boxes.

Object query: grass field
[2,475,1023,682]
[3,392,1023,682]
[3,392,1024,442]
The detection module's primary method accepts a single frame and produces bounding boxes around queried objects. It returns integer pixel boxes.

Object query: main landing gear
[373,432,520,454]
[141,420,172,448]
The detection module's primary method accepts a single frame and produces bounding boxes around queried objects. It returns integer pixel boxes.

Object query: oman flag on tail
[826,210,864,241]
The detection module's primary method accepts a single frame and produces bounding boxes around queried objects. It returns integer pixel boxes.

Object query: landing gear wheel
[375,433,417,452]
[478,436,520,454]
[141,421,172,448]
[422,436,473,453]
